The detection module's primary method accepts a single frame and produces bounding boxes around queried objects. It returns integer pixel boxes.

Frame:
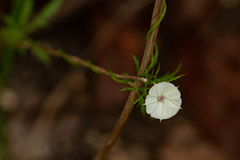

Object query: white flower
[144,82,182,121]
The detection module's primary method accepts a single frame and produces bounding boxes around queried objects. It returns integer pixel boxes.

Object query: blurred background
[1,0,240,159]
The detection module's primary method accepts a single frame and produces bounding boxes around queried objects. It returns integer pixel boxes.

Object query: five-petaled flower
[144,82,182,121]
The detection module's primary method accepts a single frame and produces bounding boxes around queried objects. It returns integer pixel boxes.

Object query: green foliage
[87,61,102,74]
[0,47,15,87]
[31,42,51,66]
[123,73,131,76]
[0,0,63,68]
[132,55,139,74]
[24,0,63,33]
[139,97,145,115]
[109,70,133,84]
[0,27,26,45]
[155,63,185,83]
[0,1,63,159]
[58,51,80,67]
[0,0,64,81]
[133,61,184,115]
[121,53,184,116]
[140,43,159,77]
[120,1,184,115]
[11,0,34,27]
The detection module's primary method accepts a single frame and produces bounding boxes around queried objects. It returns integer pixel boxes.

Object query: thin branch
[93,0,165,160]
[19,41,147,83]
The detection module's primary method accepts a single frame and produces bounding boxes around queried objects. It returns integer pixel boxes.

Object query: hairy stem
[93,0,165,160]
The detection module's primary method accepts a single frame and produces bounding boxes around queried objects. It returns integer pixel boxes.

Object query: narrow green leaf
[146,2,167,40]
[140,67,148,77]
[140,98,145,115]
[19,0,34,27]
[25,0,63,33]
[132,55,139,74]
[150,116,154,121]
[155,63,183,83]
[123,73,131,76]
[167,62,182,79]
[140,104,145,115]
[119,88,128,91]
[149,54,155,69]
[109,70,129,84]
[119,87,137,91]
[0,46,15,87]
[133,94,144,105]
[167,74,185,82]
[59,51,80,67]
[11,0,23,21]
[32,43,51,66]
[87,60,102,74]
[10,0,34,27]
[153,64,160,80]
[0,27,26,45]
[1,14,16,28]
[153,43,159,64]
[155,73,168,83]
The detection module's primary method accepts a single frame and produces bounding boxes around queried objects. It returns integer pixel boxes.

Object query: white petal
[145,95,157,105]
[164,88,181,99]
[164,98,182,109]
[150,102,162,119]
[148,83,159,96]
[146,101,158,115]
[160,82,176,94]
[154,83,162,96]
[167,98,182,108]
[162,103,180,119]
[155,82,168,95]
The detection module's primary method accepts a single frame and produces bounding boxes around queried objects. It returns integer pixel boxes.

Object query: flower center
[157,96,164,101]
